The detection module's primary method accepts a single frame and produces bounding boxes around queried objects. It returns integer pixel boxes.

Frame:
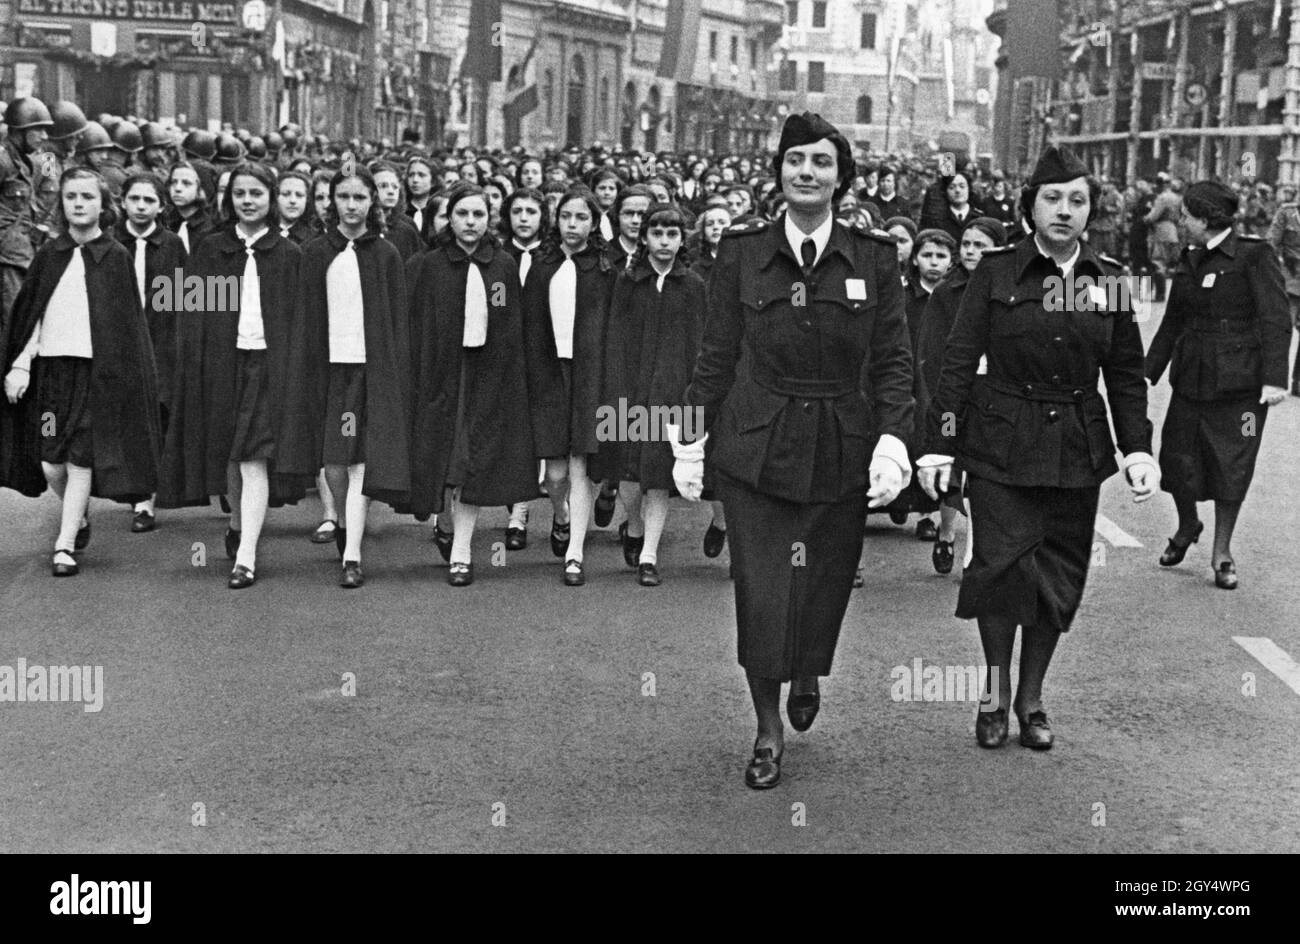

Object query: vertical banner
[462,0,504,83]
[658,0,702,81]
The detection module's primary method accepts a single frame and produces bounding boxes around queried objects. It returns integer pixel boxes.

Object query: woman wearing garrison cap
[918,145,1158,751]
[1145,180,1290,590]
[678,112,914,788]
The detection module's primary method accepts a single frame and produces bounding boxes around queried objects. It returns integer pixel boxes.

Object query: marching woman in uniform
[679,114,914,788]
[407,184,536,586]
[918,146,1159,750]
[1,167,160,576]
[602,202,706,587]
[1144,180,1291,589]
[281,167,411,588]
[115,172,187,532]
[523,187,614,586]
[158,161,307,589]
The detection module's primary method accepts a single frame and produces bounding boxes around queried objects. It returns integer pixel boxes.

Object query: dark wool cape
[406,239,537,515]
[279,229,412,507]
[112,221,189,412]
[597,258,706,490]
[157,225,309,507]
[521,241,615,459]
[0,232,161,502]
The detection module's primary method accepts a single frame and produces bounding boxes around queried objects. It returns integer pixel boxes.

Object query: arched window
[600,76,610,129]
[856,94,872,124]
[544,69,555,123]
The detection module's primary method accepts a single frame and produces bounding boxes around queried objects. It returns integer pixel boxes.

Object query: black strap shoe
[744,742,783,789]
[224,528,241,561]
[932,539,955,574]
[786,688,821,732]
[131,510,156,533]
[74,520,91,551]
[702,522,727,558]
[340,561,364,589]
[1159,520,1204,567]
[1016,709,1054,750]
[619,522,644,568]
[593,488,616,528]
[550,520,571,558]
[505,527,527,551]
[228,564,256,590]
[563,559,585,586]
[51,550,79,578]
[637,562,661,586]
[448,562,473,586]
[915,517,938,541]
[975,706,1009,748]
[310,519,337,544]
[1214,560,1238,590]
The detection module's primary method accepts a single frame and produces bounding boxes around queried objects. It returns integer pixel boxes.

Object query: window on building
[730,35,738,64]
[786,1,798,26]
[856,95,872,123]
[779,60,798,91]
[600,76,610,128]
[812,1,826,28]
[709,31,718,61]
[808,61,825,93]
[861,13,877,49]
[544,69,554,123]
[749,39,758,71]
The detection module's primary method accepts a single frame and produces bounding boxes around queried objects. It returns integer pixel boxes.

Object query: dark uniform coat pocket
[957,382,1020,472]
[711,381,788,485]
[1214,337,1263,397]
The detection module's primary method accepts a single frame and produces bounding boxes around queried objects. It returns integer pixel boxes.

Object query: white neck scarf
[463,260,489,348]
[549,251,578,359]
[133,233,148,307]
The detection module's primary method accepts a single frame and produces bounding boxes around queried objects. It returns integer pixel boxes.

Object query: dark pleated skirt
[35,356,94,467]
[445,360,470,490]
[229,349,276,462]
[538,359,579,460]
[1158,392,1267,502]
[321,363,367,466]
[717,470,867,681]
[958,475,1099,633]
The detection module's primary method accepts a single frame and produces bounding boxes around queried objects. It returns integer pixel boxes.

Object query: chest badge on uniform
[845,278,867,300]
[1087,284,1108,309]
[1202,273,1216,288]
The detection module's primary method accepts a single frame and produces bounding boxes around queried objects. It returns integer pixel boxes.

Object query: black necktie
[800,237,816,273]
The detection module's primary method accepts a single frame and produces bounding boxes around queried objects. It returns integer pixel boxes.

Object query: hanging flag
[659,0,703,80]
[462,0,503,83]
[1274,0,1284,34]
[1166,18,1176,50]
[944,38,955,119]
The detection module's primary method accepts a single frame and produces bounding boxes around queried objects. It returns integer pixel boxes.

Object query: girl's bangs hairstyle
[551,187,608,251]
[220,161,281,227]
[168,161,211,201]
[56,167,118,231]
[327,165,387,232]
[638,202,693,244]
[121,171,170,210]
[498,186,549,239]
[435,183,498,248]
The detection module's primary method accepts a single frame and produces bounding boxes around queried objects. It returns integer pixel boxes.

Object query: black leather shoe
[619,522,644,568]
[787,687,821,732]
[224,528,241,560]
[131,510,156,533]
[1214,560,1238,590]
[563,559,585,586]
[932,539,955,574]
[310,519,337,544]
[1016,709,1054,750]
[744,742,783,789]
[915,517,938,541]
[1159,520,1204,567]
[433,527,454,563]
[74,520,91,551]
[334,527,347,560]
[975,706,1009,748]
[448,562,473,586]
[637,562,661,586]
[593,488,616,527]
[702,522,726,558]
[505,527,527,551]
[550,520,570,558]
[889,510,908,525]
[228,564,256,590]
[51,551,79,577]
[340,560,364,589]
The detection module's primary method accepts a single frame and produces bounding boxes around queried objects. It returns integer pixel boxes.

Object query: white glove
[666,423,706,501]
[916,454,954,501]
[1260,384,1288,406]
[4,367,30,404]
[1123,451,1160,503]
[866,455,905,508]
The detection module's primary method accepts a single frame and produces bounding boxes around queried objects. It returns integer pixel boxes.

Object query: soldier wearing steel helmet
[139,122,176,187]
[0,97,54,336]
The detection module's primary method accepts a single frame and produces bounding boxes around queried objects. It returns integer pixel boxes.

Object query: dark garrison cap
[1183,179,1239,220]
[1027,145,1090,187]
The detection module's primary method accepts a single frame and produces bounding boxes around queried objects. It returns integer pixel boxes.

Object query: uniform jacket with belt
[1266,203,1300,296]
[686,214,914,504]
[1145,232,1290,400]
[926,236,1152,488]
[0,138,42,269]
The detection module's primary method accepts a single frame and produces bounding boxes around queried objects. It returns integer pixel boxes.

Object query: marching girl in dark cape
[164,161,216,254]
[372,162,424,261]
[281,167,412,588]
[598,202,707,586]
[407,183,536,586]
[275,170,317,246]
[522,187,615,585]
[114,171,188,532]
[1,167,160,576]
[158,161,309,589]
[403,155,439,248]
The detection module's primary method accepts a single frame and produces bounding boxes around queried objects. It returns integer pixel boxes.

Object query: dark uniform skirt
[717,470,867,681]
[445,360,470,490]
[958,475,1099,634]
[229,349,276,463]
[321,362,367,466]
[1158,392,1267,502]
[35,356,94,467]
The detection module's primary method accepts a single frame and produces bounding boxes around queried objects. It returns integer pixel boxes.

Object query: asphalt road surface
[2,297,1298,853]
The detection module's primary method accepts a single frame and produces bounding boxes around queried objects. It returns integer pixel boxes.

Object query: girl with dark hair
[497,185,551,550]
[115,172,188,533]
[600,202,706,586]
[280,167,412,588]
[287,158,314,178]
[920,172,984,244]
[589,168,622,243]
[159,161,307,589]
[275,170,316,245]
[165,161,215,253]
[1,168,160,576]
[884,216,918,278]
[371,162,422,260]
[407,184,536,586]
[523,188,615,585]
[311,171,333,234]
[404,155,437,246]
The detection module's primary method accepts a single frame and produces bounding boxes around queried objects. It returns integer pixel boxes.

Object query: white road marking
[1233,637,1300,696]
[1094,512,1142,548]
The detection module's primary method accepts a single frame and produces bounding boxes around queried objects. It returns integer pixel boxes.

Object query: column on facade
[1218,7,1238,178]
[1285,0,1300,184]
[1127,29,1142,183]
